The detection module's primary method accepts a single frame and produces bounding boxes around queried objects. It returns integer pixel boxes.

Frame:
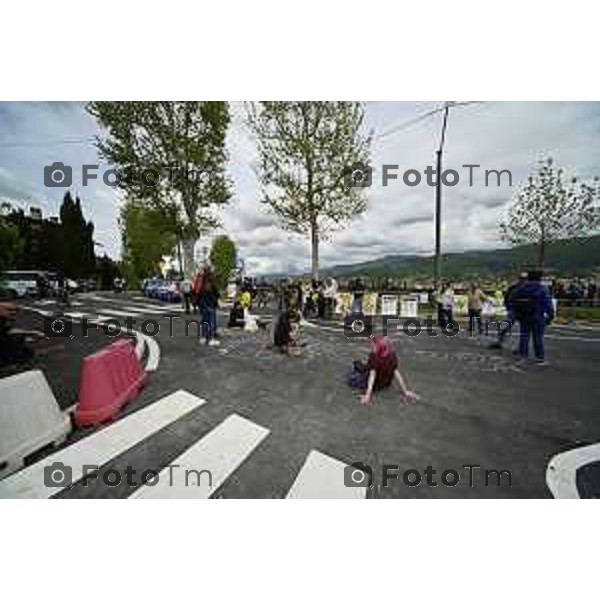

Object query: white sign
[380,295,398,316]
[400,297,419,318]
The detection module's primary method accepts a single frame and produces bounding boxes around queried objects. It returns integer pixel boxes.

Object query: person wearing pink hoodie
[351,334,419,405]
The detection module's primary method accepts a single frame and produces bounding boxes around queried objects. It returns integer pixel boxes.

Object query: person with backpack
[191,270,204,315]
[489,272,528,350]
[511,270,555,364]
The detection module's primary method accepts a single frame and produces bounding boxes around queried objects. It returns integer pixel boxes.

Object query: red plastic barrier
[75,338,148,427]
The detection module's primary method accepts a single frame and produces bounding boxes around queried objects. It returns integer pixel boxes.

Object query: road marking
[110,304,169,315]
[546,442,600,498]
[137,331,160,371]
[113,305,163,315]
[0,390,206,499]
[133,304,184,313]
[130,414,269,499]
[64,312,87,320]
[98,309,150,318]
[553,323,600,332]
[93,315,114,323]
[545,334,600,343]
[23,306,159,373]
[286,450,367,499]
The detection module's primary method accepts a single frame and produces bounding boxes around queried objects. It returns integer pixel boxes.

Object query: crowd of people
[431,272,555,365]
[0,261,571,407]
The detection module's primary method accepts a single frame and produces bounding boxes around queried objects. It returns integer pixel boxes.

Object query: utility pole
[433,102,450,291]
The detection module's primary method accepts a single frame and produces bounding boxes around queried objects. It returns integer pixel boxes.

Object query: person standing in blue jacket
[511,270,554,364]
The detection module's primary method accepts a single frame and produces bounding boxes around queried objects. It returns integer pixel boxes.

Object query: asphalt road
[3,291,600,498]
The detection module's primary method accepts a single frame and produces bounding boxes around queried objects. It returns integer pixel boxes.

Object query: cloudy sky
[1,101,599,274]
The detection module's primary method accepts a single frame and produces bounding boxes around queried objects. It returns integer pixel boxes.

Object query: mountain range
[309,235,600,281]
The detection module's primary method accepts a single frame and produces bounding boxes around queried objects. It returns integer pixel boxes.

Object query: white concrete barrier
[0,370,71,480]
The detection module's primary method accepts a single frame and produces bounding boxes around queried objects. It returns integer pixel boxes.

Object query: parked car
[0,270,43,298]
[145,278,164,298]
[157,281,181,303]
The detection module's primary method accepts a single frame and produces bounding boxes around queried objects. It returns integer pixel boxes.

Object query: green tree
[0,202,23,270]
[59,191,96,278]
[87,101,231,276]
[209,235,237,289]
[247,101,371,278]
[97,253,120,290]
[500,158,600,268]
[120,200,178,287]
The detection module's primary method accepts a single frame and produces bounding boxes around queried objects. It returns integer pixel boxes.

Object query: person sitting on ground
[350,334,419,405]
[272,307,301,356]
[228,300,245,328]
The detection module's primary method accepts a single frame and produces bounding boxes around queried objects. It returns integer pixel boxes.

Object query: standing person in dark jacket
[198,270,220,346]
[489,272,528,350]
[512,270,554,364]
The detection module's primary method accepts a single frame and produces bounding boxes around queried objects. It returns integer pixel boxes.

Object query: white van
[0,270,42,298]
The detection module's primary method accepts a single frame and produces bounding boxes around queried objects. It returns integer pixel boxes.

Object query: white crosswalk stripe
[0,390,206,499]
[131,414,270,499]
[63,312,96,320]
[98,309,154,318]
[286,450,367,499]
[132,304,184,313]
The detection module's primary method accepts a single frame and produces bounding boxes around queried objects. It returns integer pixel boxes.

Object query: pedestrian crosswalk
[0,389,366,499]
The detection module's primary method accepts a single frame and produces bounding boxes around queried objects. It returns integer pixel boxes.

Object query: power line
[0,137,96,148]
[374,101,483,142]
